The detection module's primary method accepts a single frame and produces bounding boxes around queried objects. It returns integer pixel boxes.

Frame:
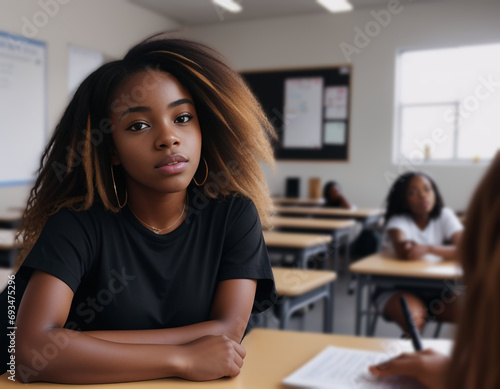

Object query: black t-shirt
[1,188,276,370]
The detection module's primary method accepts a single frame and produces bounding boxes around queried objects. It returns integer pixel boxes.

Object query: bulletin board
[0,31,47,185]
[241,66,351,161]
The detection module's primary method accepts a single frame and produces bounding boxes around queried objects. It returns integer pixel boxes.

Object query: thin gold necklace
[129,194,188,234]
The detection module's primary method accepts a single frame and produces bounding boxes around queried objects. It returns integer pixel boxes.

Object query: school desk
[0,267,13,293]
[272,267,336,332]
[0,328,452,388]
[263,231,332,268]
[272,197,325,206]
[0,229,19,268]
[0,210,22,229]
[274,205,383,228]
[349,253,463,336]
[269,216,355,271]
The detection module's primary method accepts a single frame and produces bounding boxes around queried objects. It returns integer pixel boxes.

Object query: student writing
[370,151,500,389]
[0,35,276,384]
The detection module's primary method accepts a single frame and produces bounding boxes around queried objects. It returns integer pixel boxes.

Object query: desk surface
[0,229,18,250]
[275,205,384,218]
[0,328,452,388]
[270,216,356,231]
[263,231,332,248]
[273,197,325,206]
[0,210,22,222]
[273,267,336,296]
[349,253,462,279]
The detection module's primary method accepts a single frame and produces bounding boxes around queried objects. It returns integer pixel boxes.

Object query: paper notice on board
[283,77,323,148]
[282,346,426,389]
[324,122,346,145]
[325,86,348,119]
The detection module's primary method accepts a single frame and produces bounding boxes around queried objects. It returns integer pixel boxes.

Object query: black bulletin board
[241,66,351,161]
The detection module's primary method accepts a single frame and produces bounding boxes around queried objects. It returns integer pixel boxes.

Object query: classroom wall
[185,0,500,211]
[0,0,178,211]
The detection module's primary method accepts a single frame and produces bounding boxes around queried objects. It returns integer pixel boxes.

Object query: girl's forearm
[428,245,457,259]
[84,319,241,345]
[16,328,182,384]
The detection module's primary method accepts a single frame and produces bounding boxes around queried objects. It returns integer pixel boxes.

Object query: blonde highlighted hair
[447,151,500,388]
[16,36,276,267]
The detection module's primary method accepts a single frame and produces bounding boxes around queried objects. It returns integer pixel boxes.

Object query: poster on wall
[324,86,348,119]
[0,31,46,185]
[283,77,324,149]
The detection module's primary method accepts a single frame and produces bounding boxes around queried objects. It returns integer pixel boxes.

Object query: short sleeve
[217,198,276,313]
[385,215,410,236]
[440,207,464,240]
[21,208,96,293]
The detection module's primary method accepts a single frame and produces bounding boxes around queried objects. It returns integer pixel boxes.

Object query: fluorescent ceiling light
[316,0,353,13]
[212,0,242,13]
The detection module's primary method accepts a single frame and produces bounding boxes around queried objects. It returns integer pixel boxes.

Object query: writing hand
[368,349,449,389]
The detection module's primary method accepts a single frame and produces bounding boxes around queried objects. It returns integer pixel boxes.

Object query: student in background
[1,36,276,384]
[323,181,353,209]
[370,151,500,389]
[378,172,463,333]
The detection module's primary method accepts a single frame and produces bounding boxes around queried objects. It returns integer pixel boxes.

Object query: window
[395,43,500,164]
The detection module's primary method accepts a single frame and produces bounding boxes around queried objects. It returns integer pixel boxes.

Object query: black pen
[399,296,423,351]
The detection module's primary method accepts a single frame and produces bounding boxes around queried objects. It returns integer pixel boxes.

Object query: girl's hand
[368,349,449,389]
[404,241,429,259]
[175,335,246,381]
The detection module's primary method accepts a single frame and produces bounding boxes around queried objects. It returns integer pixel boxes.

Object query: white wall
[0,0,178,211]
[186,0,500,211]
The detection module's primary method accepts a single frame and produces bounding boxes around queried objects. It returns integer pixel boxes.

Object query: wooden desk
[275,205,383,228]
[264,231,332,268]
[0,267,13,293]
[0,210,22,229]
[272,197,325,206]
[272,267,336,332]
[269,217,355,271]
[349,253,463,336]
[0,328,452,388]
[0,229,19,268]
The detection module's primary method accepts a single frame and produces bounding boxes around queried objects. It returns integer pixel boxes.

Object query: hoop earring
[193,157,208,186]
[111,165,128,208]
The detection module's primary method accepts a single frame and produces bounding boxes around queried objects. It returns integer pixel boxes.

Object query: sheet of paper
[282,346,426,389]
[324,122,346,145]
[283,77,323,148]
[324,86,348,119]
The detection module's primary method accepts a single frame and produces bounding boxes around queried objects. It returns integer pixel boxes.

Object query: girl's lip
[155,161,188,175]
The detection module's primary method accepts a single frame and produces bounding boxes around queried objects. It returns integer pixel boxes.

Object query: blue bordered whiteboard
[0,31,47,186]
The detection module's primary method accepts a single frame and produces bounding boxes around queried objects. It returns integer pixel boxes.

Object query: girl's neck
[412,212,430,230]
[127,187,188,234]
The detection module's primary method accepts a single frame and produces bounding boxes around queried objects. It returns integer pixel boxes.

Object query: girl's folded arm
[84,279,257,345]
[16,270,244,384]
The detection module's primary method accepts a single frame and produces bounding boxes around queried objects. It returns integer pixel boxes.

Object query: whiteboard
[0,31,46,186]
[283,77,323,149]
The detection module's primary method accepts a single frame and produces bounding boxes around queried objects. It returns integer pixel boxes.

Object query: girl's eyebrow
[119,106,151,120]
[168,98,194,109]
[119,99,194,120]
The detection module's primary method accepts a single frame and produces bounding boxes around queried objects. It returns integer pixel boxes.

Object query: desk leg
[298,248,308,269]
[355,274,364,336]
[279,299,291,330]
[324,282,334,333]
[331,231,339,272]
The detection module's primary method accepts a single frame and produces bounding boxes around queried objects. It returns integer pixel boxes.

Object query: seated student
[323,181,353,209]
[378,172,463,333]
[0,36,276,384]
[370,151,500,389]
[323,181,380,261]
